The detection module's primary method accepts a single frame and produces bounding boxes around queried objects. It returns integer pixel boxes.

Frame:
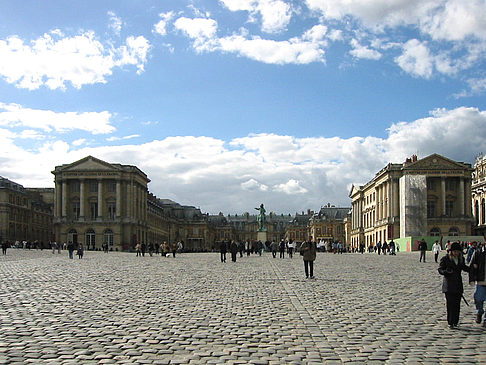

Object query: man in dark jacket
[301,236,317,279]
[220,240,227,263]
[418,239,428,262]
[470,247,486,326]
[438,242,470,329]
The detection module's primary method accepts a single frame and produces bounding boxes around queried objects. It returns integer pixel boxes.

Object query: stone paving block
[1,251,486,363]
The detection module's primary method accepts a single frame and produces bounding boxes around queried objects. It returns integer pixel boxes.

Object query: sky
[0,0,486,215]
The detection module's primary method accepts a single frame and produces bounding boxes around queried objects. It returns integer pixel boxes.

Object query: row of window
[67,228,114,246]
[430,227,459,236]
[70,202,116,220]
[427,200,455,217]
[8,195,27,206]
[427,179,458,191]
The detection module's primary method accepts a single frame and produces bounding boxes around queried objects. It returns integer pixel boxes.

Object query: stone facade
[52,156,151,251]
[308,206,349,244]
[0,177,53,244]
[472,153,486,236]
[349,154,474,250]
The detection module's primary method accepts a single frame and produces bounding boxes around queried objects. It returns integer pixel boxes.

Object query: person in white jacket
[432,241,441,263]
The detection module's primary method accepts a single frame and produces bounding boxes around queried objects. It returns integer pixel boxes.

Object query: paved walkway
[1,249,485,364]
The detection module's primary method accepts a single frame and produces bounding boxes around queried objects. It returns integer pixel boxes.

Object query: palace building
[52,156,151,250]
[0,177,53,244]
[349,154,474,250]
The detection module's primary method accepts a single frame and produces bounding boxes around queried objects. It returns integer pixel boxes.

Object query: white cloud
[106,134,140,142]
[395,39,434,79]
[154,12,175,36]
[173,17,327,64]
[72,139,87,146]
[274,179,308,194]
[349,39,382,60]
[0,31,150,90]
[0,102,115,134]
[18,129,45,140]
[420,0,486,42]
[241,178,269,191]
[221,0,292,33]
[117,36,151,74]
[174,17,218,41]
[0,107,485,213]
[305,0,486,42]
[108,11,122,35]
[217,34,325,64]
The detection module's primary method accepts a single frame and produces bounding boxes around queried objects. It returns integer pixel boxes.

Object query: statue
[255,203,266,232]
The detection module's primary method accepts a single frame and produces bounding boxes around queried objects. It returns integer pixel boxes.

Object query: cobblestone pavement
[1,249,485,364]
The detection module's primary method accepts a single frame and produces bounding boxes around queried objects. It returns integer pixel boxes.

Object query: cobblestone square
[1,250,485,364]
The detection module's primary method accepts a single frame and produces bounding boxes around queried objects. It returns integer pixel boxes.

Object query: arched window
[104,229,114,247]
[430,227,441,236]
[85,229,96,249]
[448,227,459,236]
[67,229,78,245]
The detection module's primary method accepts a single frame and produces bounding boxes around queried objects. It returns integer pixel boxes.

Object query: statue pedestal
[257,231,267,243]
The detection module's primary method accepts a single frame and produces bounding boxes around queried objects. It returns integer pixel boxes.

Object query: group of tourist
[218,237,318,279]
[135,241,184,258]
[437,240,486,329]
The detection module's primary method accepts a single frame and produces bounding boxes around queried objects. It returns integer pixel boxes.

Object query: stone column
[441,177,446,216]
[465,178,472,218]
[458,177,465,216]
[393,178,399,218]
[62,180,67,217]
[79,179,85,219]
[98,179,103,218]
[387,180,392,218]
[126,180,132,218]
[55,179,62,218]
[116,180,121,218]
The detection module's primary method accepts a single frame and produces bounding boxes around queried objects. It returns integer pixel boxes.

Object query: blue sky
[1,0,486,214]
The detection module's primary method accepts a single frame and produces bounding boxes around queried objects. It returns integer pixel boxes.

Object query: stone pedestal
[257,231,267,243]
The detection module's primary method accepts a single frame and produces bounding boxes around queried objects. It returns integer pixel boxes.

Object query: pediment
[403,154,470,171]
[61,156,121,172]
[349,184,363,198]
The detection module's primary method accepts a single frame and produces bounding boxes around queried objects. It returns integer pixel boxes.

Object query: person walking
[171,242,178,258]
[301,236,317,279]
[77,243,84,259]
[279,240,286,259]
[220,240,227,263]
[162,241,169,257]
[1,240,8,255]
[67,241,75,259]
[288,239,294,258]
[418,239,428,262]
[270,241,278,258]
[469,246,486,327]
[135,243,142,257]
[438,242,470,329]
[432,240,441,263]
[466,241,479,265]
[230,240,238,262]
[376,241,382,255]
